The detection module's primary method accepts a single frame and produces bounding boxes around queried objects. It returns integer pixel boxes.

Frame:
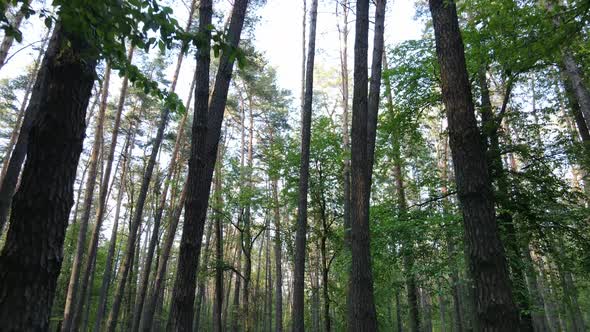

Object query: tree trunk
[93,127,134,332]
[105,86,172,332]
[213,146,224,332]
[478,68,534,332]
[336,0,351,250]
[272,178,283,332]
[347,1,385,329]
[366,0,386,182]
[73,45,135,332]
[193,216,215,332]
[131,71,195,332]
[61,62,111,332]
[169,0,249,329]
[292,0,318,330]
[0,22,97,330]
[428,0,519,329]
[0,25,72,231]
[0,0,30,71]
[0,26,50,193]
[140,179,188,331]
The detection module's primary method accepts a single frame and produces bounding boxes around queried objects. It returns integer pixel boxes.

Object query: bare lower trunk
[75,46,135,332]
[292,1,318,330]
[61,63,111,332]
[168,0,249,329]
[0,23,97,330]
[93,128,134,331]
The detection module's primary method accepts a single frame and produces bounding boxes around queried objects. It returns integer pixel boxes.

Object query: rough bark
[347,0,381,330]
[0,26,49,192]
[428,0,519,329]
[168,0,249,329]
[61,62,111,332]
[0,22,97,330]
[291,1,318,331]
[0,26,60,231]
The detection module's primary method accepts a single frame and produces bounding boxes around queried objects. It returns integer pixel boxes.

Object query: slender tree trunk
[132,75,194,332]
[439,289,448,332]
[213,147,224,332]
[336,0,351,247]
[561,52,590,129]
[243,100,255,332]
[0,23,97,330]
[478,68,534,332]
[233,250,243,332]
[105,85,173,332]
[266,214,273,332]
[0,26,50,190]
[292,1,318,330]
[61,62,111,332]
[0,0,30,71]
[193,216,215,332]
[169,0,249,329]
[93,127,134,332]
[272,178,284,332]
[395,290,403,332]
[74,45,135,332]
[140,179,188,331]
[428,0,519,329]
[366,0,386,181]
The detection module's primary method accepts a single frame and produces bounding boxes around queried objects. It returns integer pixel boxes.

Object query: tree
[428,0,519,329]
[291,0,318,330]
[0,23,98,330]
[168,0,250,329]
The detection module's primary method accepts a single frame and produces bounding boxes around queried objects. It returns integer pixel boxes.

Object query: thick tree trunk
[428,0,519,330]
[169,0,249,329]
[292,1,318,330]
[348,0,376,330]
[0,23,97,330]
[0,26,63,231]
[93,127,134,332]
[61,62,111,332]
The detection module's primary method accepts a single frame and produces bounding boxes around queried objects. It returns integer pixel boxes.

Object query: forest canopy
[0,0,588,331]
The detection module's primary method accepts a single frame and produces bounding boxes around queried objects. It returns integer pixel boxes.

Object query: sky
[0,0,425,100]
[254,0,424,95]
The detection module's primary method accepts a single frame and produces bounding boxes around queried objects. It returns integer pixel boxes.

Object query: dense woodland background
[0,0,589,331]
